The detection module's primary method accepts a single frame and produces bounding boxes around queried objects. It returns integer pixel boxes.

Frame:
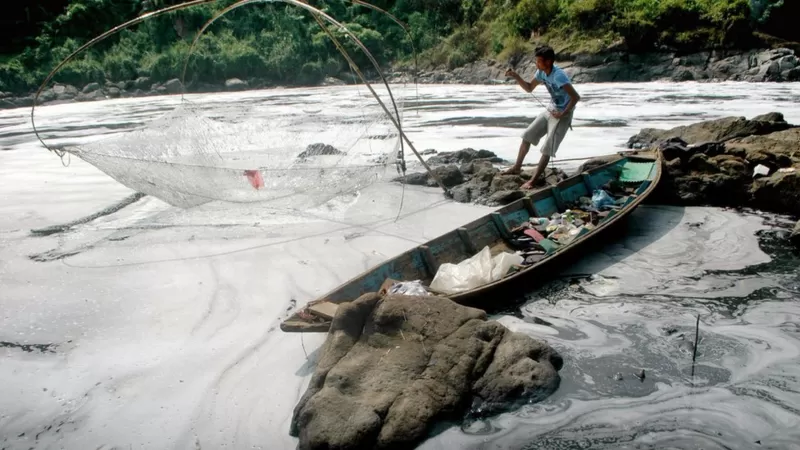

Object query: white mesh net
[68,86,407,211]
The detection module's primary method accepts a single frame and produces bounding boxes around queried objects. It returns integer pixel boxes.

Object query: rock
[461,159,497,175]
[490,174,525,193]
[427,148,504,165]
[784,67,800,81]
[426,165,463,188]
[673,69,695,81]
[10,96,34,108]
[321,76,345,86]
[449,184,472,203]
[751,171,800,216]
[752,112,788,124]
[0,91,8,99]
[791,221,800,247]
[576,154,624,173]
[163,79,183,94]
[82,82,101,93]
[398,172,428,186]
[687,153,717,173]
[666,157,683,175]
[290,293,562,450]
[420,149,437,156]
[627,114,795,148]
[77,90,106,102]
[134,77,151,90]
[658,137,692,161]
[225,78,249,91]
[55,84,79,100]
[725,128,800,168]
[710,155,748,176]
[486,190,525,205]
[298,143,344,159]
[106,87,121,98]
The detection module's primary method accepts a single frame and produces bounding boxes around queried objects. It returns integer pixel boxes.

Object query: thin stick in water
[691,314,700,377]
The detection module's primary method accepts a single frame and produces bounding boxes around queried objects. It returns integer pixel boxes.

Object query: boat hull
[281,151,663,332]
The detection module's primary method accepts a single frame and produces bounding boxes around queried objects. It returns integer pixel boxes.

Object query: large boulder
[290,293,562,450]
[751,171,800,216]
[725,127,800,170]
[426,165,464,188]
[627,113,795,149]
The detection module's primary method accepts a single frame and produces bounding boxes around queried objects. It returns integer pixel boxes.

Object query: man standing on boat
[503,46,581,189]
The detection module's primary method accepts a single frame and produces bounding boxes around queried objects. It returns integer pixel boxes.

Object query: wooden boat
[281,150,663,333]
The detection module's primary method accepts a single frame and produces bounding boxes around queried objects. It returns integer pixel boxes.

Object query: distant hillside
[1,0,798,94]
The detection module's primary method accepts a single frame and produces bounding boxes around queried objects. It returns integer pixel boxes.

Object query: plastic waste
[753,164,770,177]
[243,169,264,189]
[429,246,524,294]
[388,280,429,296]
[529,217,550,227]
[591,189,615,209]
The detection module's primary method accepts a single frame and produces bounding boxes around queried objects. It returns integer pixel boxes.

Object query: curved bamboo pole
[180,0,433,186]
[32,0,449,196]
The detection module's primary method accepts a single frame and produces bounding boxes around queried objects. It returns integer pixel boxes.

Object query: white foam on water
[1,82,799,449]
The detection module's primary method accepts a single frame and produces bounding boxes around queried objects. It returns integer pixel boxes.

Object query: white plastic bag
[388,280,429,296]
[430,246,524,294]
[491,252,524,280]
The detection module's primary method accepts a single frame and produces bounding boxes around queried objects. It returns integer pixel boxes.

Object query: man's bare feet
[521,178,544,190]
[501,166,522,175]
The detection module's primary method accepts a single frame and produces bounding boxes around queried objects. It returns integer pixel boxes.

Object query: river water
[1,81,800,449]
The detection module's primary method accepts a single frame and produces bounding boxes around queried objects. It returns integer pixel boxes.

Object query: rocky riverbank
[3,47,800,111]
[398,47,800,85]
[401,112,800,245]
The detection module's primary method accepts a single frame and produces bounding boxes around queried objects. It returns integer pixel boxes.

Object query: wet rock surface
[290,293,563,450]
[297,143,344,159]
[397,150,567,206]
[791,220,800,247]
[591,112,800,220]
[627,113,795,149]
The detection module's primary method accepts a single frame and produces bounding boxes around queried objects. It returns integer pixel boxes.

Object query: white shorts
[521,110,574,157]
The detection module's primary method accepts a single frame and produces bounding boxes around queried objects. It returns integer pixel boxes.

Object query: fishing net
[33,0,442,216]
[67,89,406,210]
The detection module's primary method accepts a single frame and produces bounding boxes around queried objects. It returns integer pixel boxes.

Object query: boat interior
[281,153,661,332]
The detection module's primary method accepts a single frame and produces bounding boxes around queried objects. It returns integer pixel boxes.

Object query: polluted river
[1,81,800,449]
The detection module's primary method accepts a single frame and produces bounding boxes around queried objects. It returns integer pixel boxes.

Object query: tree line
[1,0,795,93]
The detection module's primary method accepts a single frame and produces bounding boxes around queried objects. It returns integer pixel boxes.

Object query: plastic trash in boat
[592,189,616,209]
[429,246,524,294]
[388,280,429,296]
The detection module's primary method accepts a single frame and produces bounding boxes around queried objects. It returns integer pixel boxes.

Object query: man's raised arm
[505,68,540,93]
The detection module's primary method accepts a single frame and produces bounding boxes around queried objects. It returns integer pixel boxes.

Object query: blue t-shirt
[534,65,572,112]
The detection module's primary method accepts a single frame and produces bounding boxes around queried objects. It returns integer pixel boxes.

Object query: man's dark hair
[534,46,555,62]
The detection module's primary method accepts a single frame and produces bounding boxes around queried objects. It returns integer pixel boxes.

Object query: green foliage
[0,0,792,94]
[504,0,561,38]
